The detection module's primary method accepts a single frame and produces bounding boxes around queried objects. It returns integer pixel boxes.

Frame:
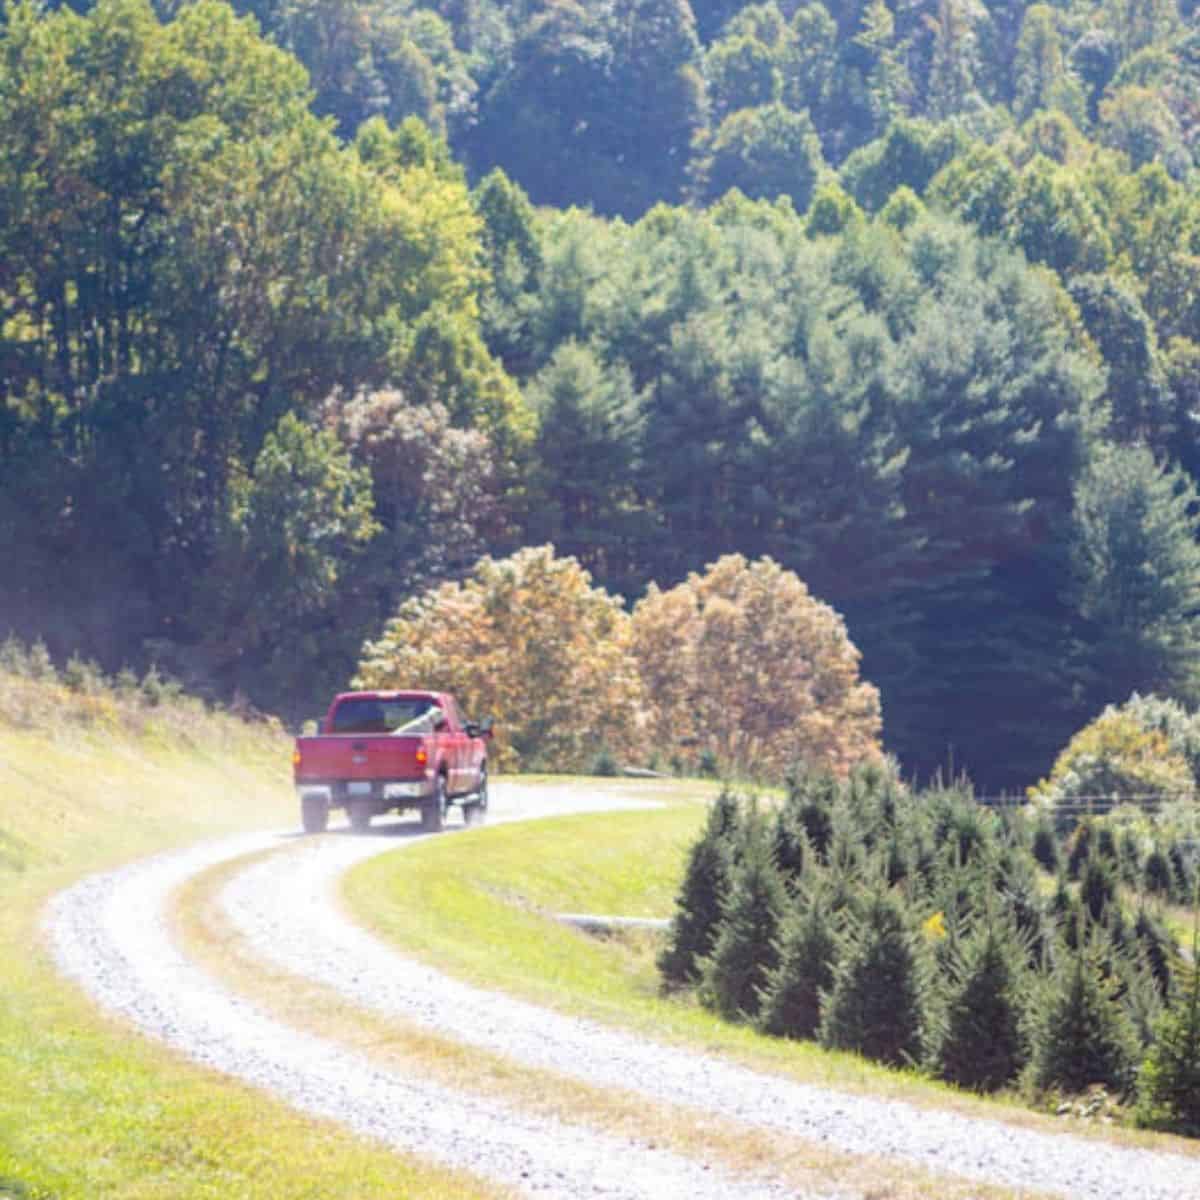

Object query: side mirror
[432,711,448,731]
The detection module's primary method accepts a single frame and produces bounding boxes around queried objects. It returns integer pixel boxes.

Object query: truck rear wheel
[421,775,448,833]
[301,794,329,834]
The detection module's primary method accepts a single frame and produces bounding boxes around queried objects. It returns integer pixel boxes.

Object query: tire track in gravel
[45,786,806,1200]
[217,782,1200,1200]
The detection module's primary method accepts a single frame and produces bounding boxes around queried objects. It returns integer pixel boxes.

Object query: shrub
[590,747,618,777]
[935,919,1029,1091]
[658,790,741,987]
[757,885,839,1040]
[700,817,786,1021]
[1026,941,1140,1096]
[819,887,928,1067]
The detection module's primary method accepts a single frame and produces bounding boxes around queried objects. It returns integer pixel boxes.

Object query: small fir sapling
[1138,920,1200,1134]
[772,807,809,891]
[1026,939,1140,1096]
[819,886,929,1067]
[658,789,742,987]
[1067,820,1094,880]
[1144,847,1174,897]
[1118,828,1143,888]
[700,816,786,1022]
[757,883,840,1039]
[1080,854,1118,923]
[935,917,1029,1091]
[1001,857,1051,968]
[1169,842,1193,902]
[1031,814,1060,873]
[1134,907,1176,999]
[1095,825,1118,862]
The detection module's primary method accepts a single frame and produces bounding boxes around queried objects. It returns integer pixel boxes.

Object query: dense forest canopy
[4,0,1200,792]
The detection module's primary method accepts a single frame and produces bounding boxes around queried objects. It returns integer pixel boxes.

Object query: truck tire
[348,799,372,832]
[421,774,448,833]
[463,765,488,827]
[301,794,329,834]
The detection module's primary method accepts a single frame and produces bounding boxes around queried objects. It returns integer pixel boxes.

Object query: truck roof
[332,689,441,702]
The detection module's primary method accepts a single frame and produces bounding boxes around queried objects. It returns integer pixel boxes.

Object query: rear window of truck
[330,697,437,734]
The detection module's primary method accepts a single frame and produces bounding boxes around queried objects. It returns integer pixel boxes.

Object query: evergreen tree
[1138,935,1200,1133]
[819,887,928,1066]
[1080,855,1118,924]
[935,918,1029,1091]
[700,815,787,1021]
[658,789,741,986]
[1075,448,1200,715]
[1027,941,1140,1094]
[1031,813,1060,873]
[757,885,840,1039]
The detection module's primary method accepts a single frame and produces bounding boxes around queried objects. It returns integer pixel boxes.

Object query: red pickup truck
[292,690,492,834]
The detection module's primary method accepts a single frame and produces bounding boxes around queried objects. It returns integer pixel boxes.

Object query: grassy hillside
[0,660,498,1200]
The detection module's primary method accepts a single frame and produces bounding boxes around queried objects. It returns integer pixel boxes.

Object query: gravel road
[46,782,1200,1200]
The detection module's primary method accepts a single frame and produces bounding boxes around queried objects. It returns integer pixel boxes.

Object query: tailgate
[295,735,425,781]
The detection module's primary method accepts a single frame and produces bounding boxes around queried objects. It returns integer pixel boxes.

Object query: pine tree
[819,887,928,1067]
[1138,935,1200,1133]
[658,789,741,987]
[936,918,1029,1091]
[700,817,786,1022]
[1027,941,1140,1095]
[1031,813,1060,873]
[1080,855,1118,923]
[757,886,840,1040]
[1134,907,1176,999]
[1145,847,1174,897]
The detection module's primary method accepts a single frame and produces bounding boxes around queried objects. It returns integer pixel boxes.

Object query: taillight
[292,747,302,768]
[415,747,428,767]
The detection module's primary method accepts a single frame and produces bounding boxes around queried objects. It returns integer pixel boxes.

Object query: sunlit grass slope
[0,663,500,1200]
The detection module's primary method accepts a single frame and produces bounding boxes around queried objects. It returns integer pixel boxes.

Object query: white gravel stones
[44,781,1200,1200]
[45,822,803,1200]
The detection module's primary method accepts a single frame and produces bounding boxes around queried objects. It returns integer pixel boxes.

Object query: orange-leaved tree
[630,554,882,780]
[353,545,643,771]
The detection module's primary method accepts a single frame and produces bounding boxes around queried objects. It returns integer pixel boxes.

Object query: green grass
[343,783,1200,1153]
[0,670,503,1200]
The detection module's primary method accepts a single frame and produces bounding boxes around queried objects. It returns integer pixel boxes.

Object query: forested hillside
[4,0,1200,791]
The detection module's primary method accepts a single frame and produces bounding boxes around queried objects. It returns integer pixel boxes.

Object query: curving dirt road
[46,782,1200,1200]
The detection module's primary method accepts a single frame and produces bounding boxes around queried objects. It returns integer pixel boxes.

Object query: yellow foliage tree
[631,554,882,780]
[353,545,643,772]
[1028,709,1194,819]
